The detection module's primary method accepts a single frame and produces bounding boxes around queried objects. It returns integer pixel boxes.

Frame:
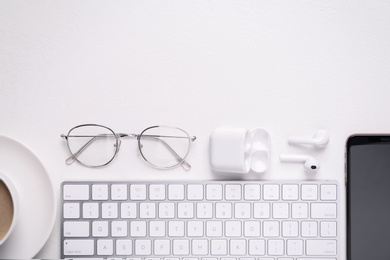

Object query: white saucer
[0,135,56,259]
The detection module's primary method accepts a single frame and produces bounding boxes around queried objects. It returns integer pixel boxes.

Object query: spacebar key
[64,240,94,256]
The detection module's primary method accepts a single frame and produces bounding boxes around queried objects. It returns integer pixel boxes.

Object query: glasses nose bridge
[115,133,139,150]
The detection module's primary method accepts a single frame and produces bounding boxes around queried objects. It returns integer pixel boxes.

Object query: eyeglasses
[61,124,196,170]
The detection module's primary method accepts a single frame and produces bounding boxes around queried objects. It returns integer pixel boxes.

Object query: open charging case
[210,128,270,174]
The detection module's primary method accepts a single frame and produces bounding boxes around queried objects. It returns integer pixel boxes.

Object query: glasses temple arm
[141,135,192,171]
[63,134,115,165]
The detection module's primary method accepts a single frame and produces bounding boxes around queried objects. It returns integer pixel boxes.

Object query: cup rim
[0,171,18,246]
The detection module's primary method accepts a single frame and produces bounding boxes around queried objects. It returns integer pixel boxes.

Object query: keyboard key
[93,221,109,237]
[302,185,318,201]
[140,203,156,219]
[248,240,265,255]
[188,221,204,237]
[225,221,242,237]
[292,203,308,219]
[178,203,194,218]
[92,184,109,200]
[268,240,284,256]
[282,221,299,237]
[154,239,170,255]
[102,203,118,219]
[131,221,147,237]
[173,240,190,255]
[192,239,208,255]
[306,240,337,256]
[230,240,246,255]
[282,185,299,201]
[64,185,89,201]
[63,203,80,219]
[263,221,279,237]
[321,185,337,201]
[159,203,175,219]
[116,239,132,255]
[263,185,279,201]
[149,221,166,237]
[169,221,185,237]
[311,203,337,219]
[64,239,94,255]
[121,202,137,219]
[225,184,242,200]
[169,184,185,200]
[320,221,337,237]
[149,184,166,200]
[135,240,152,255]
[216,203,232,219]
[272,203,289,219]
[301,221,318,237]
[254,203,270,219]
[297,258,336,260]
[244,184,261,201]
[97,239,113,255]
[244,221,261,237]
[130,185,147,200]
[206,221,223,237]
[111,184,128,200]
[64,221,89,237]
[234,203,251,219]
[83,203,99,219]
[197,203,213,219]
[287,239,303,256]
[187,184,204,200]
[206,184,223,201]
[211,240,227,255]
[111,221,128,237]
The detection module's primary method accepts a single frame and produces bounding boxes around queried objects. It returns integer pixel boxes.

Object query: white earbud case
[210,127,270,174]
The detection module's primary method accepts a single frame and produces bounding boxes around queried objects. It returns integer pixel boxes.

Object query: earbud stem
[280,154,307,163]
[288,137,315,145]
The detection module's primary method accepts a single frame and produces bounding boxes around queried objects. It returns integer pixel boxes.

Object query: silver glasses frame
[61,124,196,170]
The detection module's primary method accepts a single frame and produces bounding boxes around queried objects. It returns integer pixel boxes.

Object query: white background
[1,0,390,259]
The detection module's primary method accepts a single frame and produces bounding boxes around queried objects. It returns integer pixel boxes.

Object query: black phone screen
[347,135,390,260]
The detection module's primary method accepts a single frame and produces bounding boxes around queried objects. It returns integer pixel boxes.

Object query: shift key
[306,239,336,256]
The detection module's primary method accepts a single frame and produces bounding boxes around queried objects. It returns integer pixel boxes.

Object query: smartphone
[347,135,390,259]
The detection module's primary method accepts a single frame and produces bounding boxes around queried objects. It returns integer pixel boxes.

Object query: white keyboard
[61,181,339,260]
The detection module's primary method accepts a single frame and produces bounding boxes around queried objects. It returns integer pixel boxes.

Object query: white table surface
[1,1,390,259]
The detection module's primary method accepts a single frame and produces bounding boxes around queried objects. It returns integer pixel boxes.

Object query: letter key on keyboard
[62,181,339,259]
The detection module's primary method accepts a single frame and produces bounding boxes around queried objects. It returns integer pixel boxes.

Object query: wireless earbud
[280,154,320,174]
[288,130,329,148]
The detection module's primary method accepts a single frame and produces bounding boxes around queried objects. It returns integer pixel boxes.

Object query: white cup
[0,171,18,246]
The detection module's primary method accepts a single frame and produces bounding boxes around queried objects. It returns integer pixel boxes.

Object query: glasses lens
[139,126,191,169]
[66,125,117,167]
